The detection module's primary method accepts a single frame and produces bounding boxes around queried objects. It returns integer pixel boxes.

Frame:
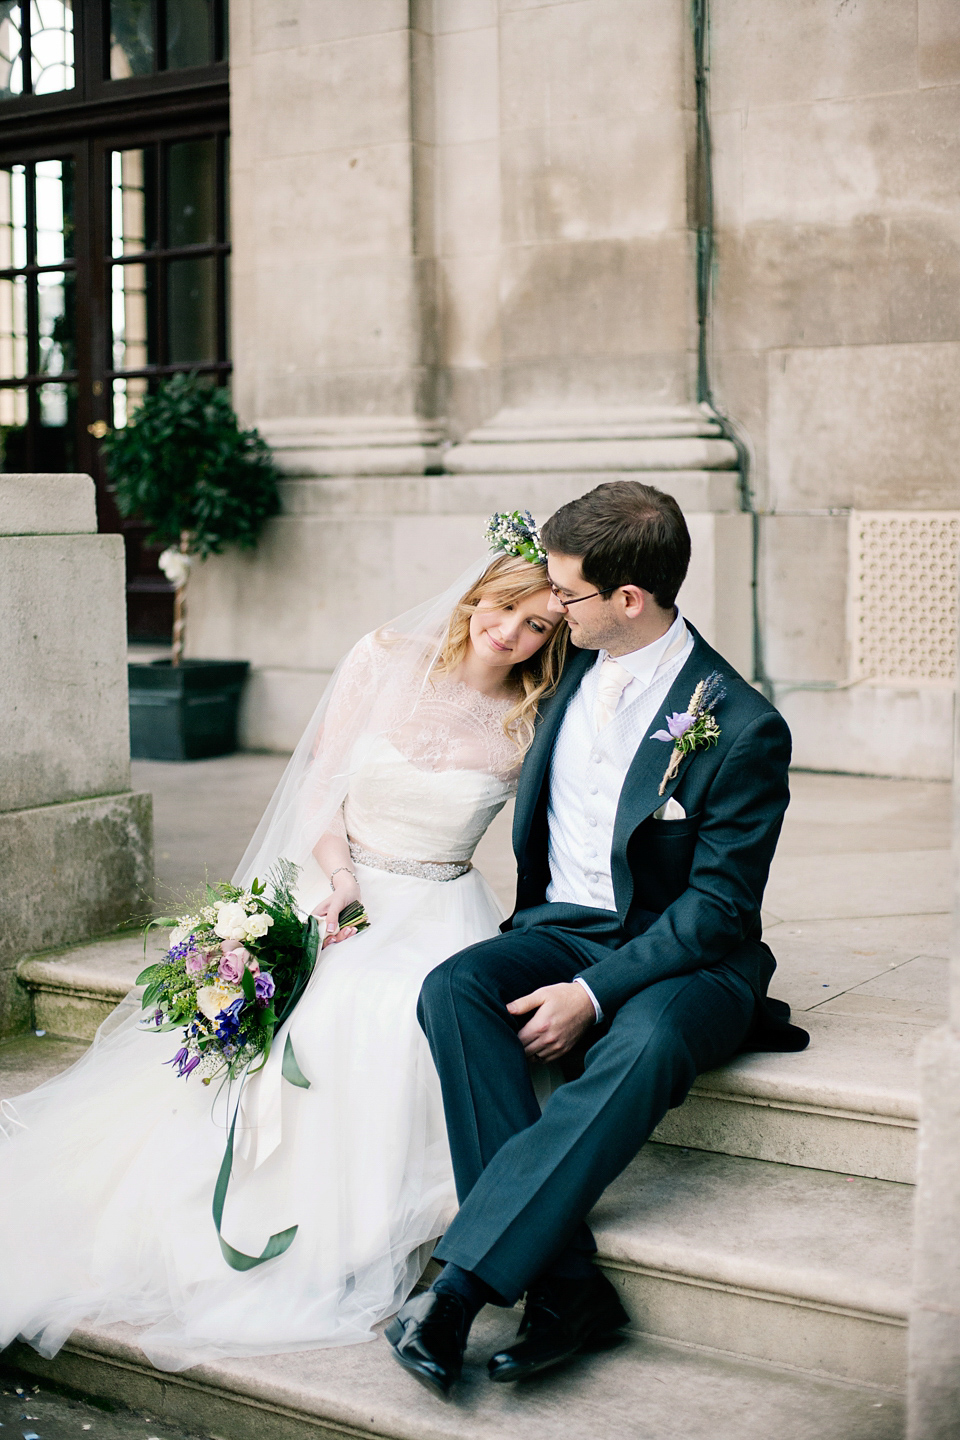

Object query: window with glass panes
[0,1,228,640]
[0,158,77,469]
[109,133,230,430]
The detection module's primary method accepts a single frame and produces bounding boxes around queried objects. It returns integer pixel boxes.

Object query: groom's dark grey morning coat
[507,624,801,1038]
[420,623,806,1303]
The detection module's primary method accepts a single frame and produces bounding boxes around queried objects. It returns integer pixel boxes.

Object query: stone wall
[709,0,960,777]
[198,0,959,774]
[0,475,153,1035]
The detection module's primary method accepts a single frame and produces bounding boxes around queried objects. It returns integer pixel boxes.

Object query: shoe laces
[425,1291,470,1349]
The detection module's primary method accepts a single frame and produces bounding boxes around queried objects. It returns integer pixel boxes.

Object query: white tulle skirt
[0,860,504,1371]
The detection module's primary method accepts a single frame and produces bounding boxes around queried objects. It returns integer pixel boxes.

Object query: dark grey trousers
[418,920,755,1304]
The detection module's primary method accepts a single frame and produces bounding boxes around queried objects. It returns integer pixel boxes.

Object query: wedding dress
[0,671,520,1372]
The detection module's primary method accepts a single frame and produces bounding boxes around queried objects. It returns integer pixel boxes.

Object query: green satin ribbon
[212,916,318,1271]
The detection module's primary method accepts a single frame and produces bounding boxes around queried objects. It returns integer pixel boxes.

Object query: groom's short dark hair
[541,481,691,609]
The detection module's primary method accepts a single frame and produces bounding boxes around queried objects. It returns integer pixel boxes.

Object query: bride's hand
[313,874,362,950]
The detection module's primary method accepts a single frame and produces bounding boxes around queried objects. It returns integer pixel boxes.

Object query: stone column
[228,0,442,472]
[435,0,752,673]
[907,610,960,1437]
[0,475,153,1035]
[191,1,751,749]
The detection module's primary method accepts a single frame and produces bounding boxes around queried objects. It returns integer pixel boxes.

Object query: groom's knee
[419,937,506,1027]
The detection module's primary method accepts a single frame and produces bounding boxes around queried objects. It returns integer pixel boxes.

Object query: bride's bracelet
[329,866,357,889]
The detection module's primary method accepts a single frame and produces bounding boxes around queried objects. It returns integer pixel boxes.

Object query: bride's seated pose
[0,515,566,1371]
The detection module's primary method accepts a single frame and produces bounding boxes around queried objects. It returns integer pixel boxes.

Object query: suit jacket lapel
[513,645,595,858]
[610,628,718,908]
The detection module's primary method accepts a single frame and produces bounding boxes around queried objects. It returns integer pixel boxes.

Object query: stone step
[3,1309,903,1440]
[16,931,156,1041]
[652,1011,921,1184]
[16,937,920,1184]
[592,1143,910,1390]
[0,1033,909,1394]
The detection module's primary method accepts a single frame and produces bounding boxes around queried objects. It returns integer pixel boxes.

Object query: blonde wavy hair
[433,553,568,752]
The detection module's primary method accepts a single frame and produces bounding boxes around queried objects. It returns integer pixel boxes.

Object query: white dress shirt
[545,610,694,1020]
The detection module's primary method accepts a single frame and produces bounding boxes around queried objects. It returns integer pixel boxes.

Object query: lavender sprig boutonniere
[652,671,727,796]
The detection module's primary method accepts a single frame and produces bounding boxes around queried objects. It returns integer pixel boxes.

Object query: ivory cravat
[594,658,632,730]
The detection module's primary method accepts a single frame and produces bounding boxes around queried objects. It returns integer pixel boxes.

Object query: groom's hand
[508,983,595,1062]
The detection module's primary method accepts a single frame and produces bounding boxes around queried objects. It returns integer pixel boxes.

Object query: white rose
[196,983,243,1023]
[243,912,274,940]
[169,925,188,947]
[214,901,250,942]
[158,547,192,588]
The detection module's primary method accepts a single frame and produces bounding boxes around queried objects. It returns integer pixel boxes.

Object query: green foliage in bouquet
[102,372,281,560]
[137,860,370,1272]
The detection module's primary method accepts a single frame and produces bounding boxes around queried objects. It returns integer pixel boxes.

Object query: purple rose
[218,946,250,984]
[254,972,276,1005]
[652,711,694,743]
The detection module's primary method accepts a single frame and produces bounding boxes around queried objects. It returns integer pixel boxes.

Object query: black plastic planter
[128,660,250,761]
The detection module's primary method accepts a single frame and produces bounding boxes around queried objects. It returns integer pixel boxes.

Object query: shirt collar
[599,609,687,690]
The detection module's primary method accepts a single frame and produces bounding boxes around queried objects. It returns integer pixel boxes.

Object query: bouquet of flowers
[136,861,370,1272]
[137,860,369,1087]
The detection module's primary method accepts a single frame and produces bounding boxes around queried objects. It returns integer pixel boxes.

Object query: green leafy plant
[102,373,281,662]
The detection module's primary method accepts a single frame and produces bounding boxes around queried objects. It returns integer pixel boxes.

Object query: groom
[386,481,807,1397]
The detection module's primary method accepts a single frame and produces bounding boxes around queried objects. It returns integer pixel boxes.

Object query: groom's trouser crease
[420,930,755,1304]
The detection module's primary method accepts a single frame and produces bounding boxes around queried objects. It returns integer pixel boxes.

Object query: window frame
[0,0,229,642]
[0,3,228,125]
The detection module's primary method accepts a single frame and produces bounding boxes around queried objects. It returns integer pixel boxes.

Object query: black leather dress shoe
[487,1270,629,1383]
[385,1290,470,1399]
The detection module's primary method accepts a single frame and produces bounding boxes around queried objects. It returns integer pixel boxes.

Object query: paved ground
[130,756,951,1030]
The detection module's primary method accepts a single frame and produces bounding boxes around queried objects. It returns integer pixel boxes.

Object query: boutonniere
[652,671,726,795]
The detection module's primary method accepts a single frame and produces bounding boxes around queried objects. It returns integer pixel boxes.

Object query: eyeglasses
[548,583,618,610]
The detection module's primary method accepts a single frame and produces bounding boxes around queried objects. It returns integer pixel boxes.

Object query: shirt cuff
[573,975,603,1024]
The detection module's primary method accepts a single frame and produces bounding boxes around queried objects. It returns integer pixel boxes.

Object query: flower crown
[484,510,547,566]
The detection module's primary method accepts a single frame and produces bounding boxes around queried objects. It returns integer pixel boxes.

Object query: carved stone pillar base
[445,406,752,679]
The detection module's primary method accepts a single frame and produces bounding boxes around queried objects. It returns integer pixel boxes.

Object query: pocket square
[653,797,686,821]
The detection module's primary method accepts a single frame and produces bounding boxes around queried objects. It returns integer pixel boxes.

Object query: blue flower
[214,995,246,1043]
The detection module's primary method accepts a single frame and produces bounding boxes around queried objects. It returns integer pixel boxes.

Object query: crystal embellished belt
[348,840,472,883]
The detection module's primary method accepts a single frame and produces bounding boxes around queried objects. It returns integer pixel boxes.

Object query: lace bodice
[343,677,519,864]
[345,737,514,863]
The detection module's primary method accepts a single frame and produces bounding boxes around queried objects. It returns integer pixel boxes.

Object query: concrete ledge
[0,473,96,535]
[1,532,131,813]
[775,684,955,781]
[0,792,153,1037]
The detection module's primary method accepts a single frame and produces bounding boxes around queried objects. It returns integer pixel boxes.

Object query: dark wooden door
[0,0,229,641]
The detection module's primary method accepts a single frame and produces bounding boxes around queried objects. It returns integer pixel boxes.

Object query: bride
[0,516,567,1372]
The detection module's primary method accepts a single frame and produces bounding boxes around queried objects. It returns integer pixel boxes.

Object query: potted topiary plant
[103,373,281,762]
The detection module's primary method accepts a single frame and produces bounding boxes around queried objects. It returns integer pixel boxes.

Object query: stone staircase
[1,936,913,1438]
